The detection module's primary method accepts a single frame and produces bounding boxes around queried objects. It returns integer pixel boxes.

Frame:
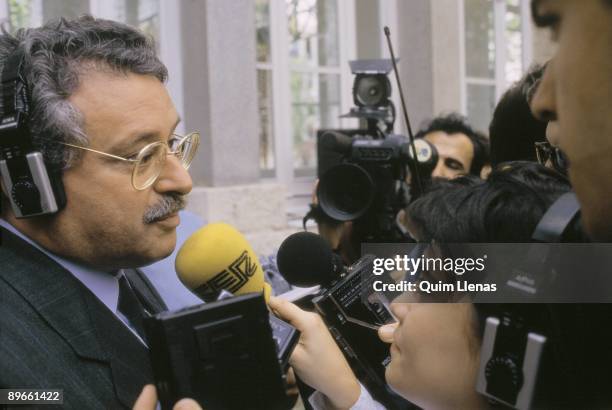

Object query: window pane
[115,0,160,45]
[505,0,522,84]
[287,0,339,68]
[464,0,495,78]
[42,0,89,21]
[255,0,271,63]
[7,0,34,29]
[467,83,496,132]
[291,72,341,176]
[8,0,89,29]
[257,69,275,176]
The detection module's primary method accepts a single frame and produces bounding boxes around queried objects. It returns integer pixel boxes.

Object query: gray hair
[0,15,168,168]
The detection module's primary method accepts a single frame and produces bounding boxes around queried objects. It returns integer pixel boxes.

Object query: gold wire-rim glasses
[59,132,200,190]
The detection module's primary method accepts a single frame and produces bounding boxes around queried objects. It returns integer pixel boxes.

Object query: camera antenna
[384,26,423,195]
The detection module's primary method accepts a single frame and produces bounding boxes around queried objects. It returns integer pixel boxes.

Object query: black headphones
[0,48,65,218]
[476,192,585,409]
[476,307,547,409]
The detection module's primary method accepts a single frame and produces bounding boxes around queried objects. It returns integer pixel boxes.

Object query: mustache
[143,193,186,224]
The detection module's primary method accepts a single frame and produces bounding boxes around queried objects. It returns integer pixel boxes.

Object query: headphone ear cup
[485,354,524,400]
[11,177,41,211]
[0,49,66,218]
[476,315,546,409]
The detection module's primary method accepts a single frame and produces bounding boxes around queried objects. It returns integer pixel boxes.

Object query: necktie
[117,273,149,341]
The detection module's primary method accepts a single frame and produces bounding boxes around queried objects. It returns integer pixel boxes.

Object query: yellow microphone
[175,222,272,302]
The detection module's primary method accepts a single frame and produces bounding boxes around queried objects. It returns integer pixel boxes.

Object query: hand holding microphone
[268,296,361,410]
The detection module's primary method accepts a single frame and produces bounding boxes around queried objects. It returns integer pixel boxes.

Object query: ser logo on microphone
[195,250,258,294]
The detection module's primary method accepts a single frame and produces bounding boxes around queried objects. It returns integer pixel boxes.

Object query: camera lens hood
[318,163,375,221]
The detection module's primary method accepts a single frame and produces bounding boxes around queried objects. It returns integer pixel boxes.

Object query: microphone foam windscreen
[175,222,270,302]
[277,231,338,287]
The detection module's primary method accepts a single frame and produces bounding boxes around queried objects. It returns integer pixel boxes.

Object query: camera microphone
[320,131,353,155]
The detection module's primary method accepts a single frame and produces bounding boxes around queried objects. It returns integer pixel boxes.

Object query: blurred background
[2,0,556,253]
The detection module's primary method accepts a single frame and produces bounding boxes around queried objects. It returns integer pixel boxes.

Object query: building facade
[3,0,555,253]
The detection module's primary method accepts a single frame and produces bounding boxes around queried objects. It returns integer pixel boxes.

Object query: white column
[159,1,184,135]
[180,0,259,187]
[431,0,464,116]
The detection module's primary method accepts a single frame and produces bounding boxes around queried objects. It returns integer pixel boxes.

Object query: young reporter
[272,163,609,409]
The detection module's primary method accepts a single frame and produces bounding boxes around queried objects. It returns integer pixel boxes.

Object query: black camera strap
[531,192,582,243]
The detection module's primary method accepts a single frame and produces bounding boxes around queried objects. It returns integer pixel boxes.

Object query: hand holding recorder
[269,296,361,410]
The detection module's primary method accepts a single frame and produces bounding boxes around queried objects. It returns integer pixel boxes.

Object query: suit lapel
[0,227,108,362]
[85,287,154,408]
[0,227,154,408]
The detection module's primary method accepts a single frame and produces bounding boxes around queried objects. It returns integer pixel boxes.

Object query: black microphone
[320,131,353,155]
[277,232,344,287]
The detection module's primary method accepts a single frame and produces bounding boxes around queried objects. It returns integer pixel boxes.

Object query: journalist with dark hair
[271,162,612,409]
[0,16,200,409]
[407,162,570,242]
[488,65,548,166]
[415,113,490,178]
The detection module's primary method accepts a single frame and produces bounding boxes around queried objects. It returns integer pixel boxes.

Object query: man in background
[415,113,490,179]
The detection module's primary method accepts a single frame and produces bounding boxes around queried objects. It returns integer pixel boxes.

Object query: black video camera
[314,59,438,244]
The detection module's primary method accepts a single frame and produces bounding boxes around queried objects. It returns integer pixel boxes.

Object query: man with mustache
[0,16,199,409]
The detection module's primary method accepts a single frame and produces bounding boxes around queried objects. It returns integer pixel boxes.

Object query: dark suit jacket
[0,227,158,409]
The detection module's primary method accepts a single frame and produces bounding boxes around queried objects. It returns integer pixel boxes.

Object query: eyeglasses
[534,141,569,175]
[60,132,200,190]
